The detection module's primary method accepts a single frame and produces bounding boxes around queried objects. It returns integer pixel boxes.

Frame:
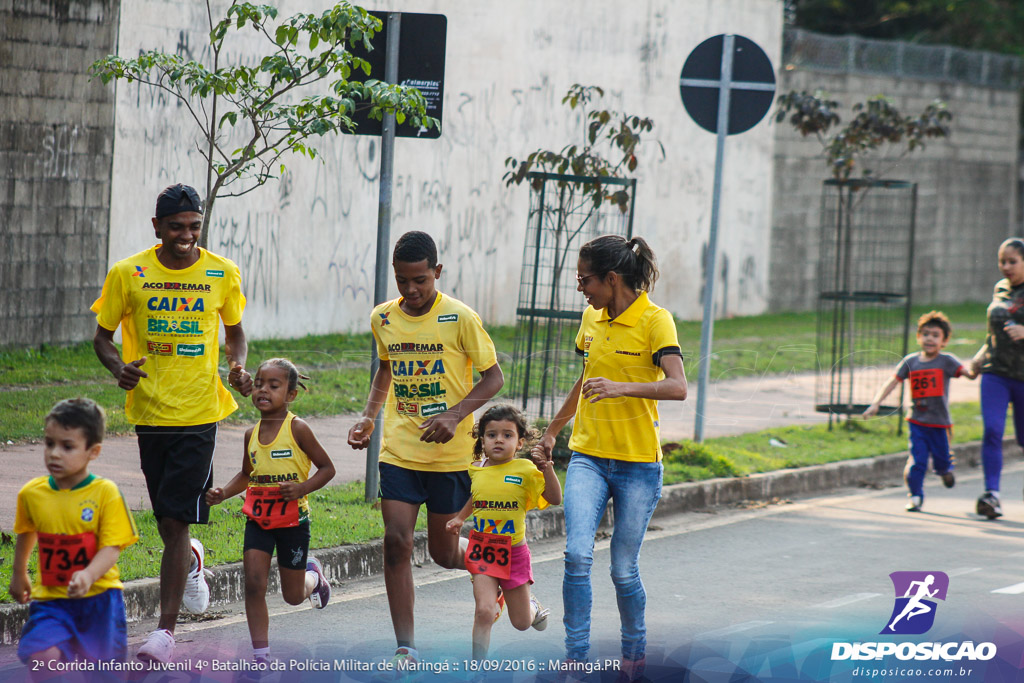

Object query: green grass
[0,302,988,443]
[662,401,986,483]
[672,302,985,381]
[0,481,426,605]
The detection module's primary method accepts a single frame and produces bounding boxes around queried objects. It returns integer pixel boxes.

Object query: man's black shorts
[378,462,470,515]
[137,423,217,524]
[243,520,311,570]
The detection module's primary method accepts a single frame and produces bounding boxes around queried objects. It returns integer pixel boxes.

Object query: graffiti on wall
[213,211,281,312]
[37,124,79,179]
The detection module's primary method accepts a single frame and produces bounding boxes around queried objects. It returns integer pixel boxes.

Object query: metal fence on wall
[509,172,636,421]
[784,28,1024,90]
[814,179,917,430]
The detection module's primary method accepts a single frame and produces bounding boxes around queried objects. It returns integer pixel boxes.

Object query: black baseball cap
[155,184,203,219]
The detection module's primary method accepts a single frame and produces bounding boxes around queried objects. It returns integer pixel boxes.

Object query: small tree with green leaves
[504,84,662,214]
[502,84,662,313]
[775,91,953,428]
[774,90,952,181]
[91,1,437,247]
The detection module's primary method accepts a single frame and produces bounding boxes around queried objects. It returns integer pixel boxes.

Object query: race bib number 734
[37,532,97,586]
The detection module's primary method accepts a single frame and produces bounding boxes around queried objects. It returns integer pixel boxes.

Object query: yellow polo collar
[595,291,650,328]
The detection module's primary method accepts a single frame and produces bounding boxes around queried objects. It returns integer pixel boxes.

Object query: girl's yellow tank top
[247,412,312,521]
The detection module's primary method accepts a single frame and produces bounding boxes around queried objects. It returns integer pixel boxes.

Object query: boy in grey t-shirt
[864,311,976,511]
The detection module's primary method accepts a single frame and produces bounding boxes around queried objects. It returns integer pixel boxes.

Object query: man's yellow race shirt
[371,292,497,472]
[468,459,549,546]
[92,245,245,426]
[14,474,139,600]
[569,291,682,462]
[247,412,313,522]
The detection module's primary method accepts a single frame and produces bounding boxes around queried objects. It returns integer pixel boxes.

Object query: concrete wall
[770,70,1020,312]
[0,0,119,346]
[107,0,783,336]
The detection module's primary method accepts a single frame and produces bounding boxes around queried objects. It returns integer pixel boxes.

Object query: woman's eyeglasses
[576,272,604,286]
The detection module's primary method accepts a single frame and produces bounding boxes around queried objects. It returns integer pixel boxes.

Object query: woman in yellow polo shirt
[535,235,687,681]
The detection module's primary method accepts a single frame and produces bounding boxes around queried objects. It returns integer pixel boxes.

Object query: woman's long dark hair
[579,235,659,292]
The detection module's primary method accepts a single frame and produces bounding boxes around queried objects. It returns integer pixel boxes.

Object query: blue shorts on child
[18,589,127,663]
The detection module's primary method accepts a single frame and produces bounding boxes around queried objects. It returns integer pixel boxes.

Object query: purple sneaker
[307,556,330,609]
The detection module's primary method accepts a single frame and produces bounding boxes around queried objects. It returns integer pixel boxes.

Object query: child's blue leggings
[906,423,952,498]
[980,372,1024,492]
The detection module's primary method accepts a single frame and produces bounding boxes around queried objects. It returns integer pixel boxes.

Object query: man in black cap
[92,184,253,662]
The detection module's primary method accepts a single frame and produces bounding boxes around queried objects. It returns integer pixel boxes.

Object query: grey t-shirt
[895,352,965,427]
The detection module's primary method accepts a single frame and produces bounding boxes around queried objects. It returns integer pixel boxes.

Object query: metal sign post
[353,11,447,501]
[679,34,775,442]
[365,12,402,502]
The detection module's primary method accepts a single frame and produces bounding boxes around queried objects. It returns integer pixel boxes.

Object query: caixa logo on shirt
[148,296,205,312]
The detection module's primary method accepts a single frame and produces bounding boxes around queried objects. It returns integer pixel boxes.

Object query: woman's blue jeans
[562,453,663,662]
[981,372,1024,492]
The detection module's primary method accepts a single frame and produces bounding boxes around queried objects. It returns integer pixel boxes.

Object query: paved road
[0,461,1017,682]
[0,372,983,529]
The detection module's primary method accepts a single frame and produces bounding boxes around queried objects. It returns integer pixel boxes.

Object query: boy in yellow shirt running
[348,231,504,671]
[11,398,139,675]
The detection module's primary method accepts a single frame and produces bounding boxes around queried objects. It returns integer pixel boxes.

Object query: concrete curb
[0,438,1003,644]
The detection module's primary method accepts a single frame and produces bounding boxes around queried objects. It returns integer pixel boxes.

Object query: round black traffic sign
[679,34,775,135]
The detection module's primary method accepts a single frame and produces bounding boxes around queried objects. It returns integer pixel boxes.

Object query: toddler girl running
[206,358,336,669]
[446,404,562,662]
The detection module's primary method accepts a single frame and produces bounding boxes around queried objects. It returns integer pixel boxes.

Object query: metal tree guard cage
[510,172,637,420]
[814,178,917,430]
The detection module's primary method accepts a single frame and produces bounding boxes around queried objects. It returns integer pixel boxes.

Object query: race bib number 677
[242,486,300,529]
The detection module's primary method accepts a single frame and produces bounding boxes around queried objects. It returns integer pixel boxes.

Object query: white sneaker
[182,538,211,613]
[137,628,175,663]
[530,595,550,631]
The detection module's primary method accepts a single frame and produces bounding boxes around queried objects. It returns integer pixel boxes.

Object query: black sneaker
[940,471,955,488]
[977,493,1003,519]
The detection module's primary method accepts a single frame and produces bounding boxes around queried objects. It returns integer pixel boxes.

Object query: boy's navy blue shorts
[18,589,126,663]
[378,462,470,514]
